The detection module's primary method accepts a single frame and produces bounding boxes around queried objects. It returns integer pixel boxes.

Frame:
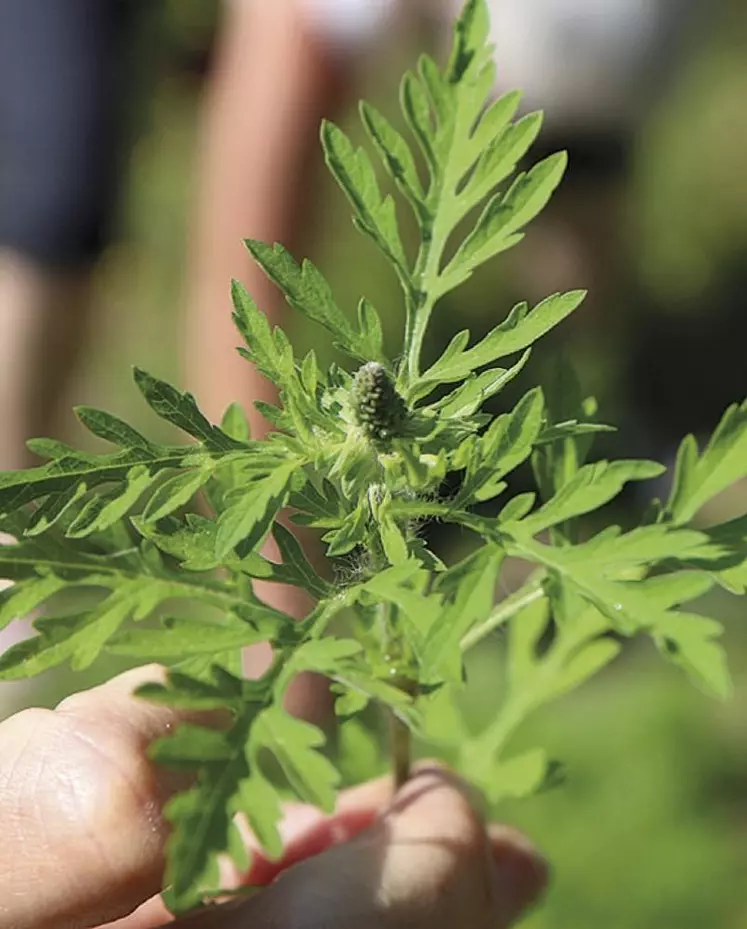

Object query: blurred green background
[3,2,747,926]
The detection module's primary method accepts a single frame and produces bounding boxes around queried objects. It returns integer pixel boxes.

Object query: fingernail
[492,838,550,923]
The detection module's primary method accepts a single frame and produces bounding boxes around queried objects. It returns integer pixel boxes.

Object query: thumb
[175,765,548,929]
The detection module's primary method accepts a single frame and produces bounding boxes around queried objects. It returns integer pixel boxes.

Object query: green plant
[1,0,746,915]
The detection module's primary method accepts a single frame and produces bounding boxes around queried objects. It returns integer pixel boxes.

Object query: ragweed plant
[1,0,746,914]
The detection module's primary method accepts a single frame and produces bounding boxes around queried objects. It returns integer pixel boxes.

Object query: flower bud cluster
[352,362,407,442]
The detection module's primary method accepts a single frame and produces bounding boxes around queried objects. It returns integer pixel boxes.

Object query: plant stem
[406,294,435,387]
[402,82,477,392]
[373,590,414,789]
[389,710,412,790]
[459,576,546,652]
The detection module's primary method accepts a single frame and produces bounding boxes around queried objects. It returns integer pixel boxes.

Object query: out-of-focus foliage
[637,5,747,303]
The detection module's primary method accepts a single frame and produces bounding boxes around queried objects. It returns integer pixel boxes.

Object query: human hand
[0,665,548,929]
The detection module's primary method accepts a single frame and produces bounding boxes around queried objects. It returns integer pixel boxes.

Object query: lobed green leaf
[666,399,747,524]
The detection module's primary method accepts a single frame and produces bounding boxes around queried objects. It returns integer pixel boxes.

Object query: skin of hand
[0,665,548,929]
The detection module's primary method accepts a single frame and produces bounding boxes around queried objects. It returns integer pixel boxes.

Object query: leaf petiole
[460,575,546,652]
